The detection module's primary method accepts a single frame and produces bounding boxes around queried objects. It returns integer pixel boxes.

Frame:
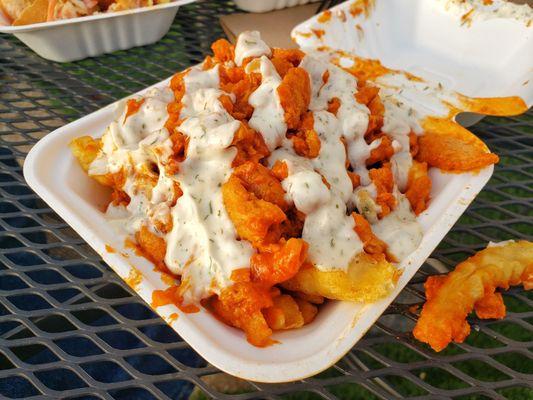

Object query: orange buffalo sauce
[333,52,422,84]
[105,244,115,253]
[317,10,332,23]
[125,267,142,291]
[311,29,325,39]
[457,95,527,117]
[151,285,200,313]
[123,98,145,123]
[349,0,375,17]
[168,313,179,323]
[125,237,145,258]
[231,268,251,283]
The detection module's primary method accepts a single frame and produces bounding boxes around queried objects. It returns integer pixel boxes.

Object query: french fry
[417,117,498,172]
[294,291,324,304]
[0,0,33,22]
[405,160,431,215]
[413,240,533,352]
[264,294,304,330]
[294,298,318,325]
[69,136,101,172]
[12,0,47,25]
[282,253,399,302]
[69,136,117,187]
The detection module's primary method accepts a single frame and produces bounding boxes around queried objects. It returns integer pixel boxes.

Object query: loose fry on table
[413,241,533,352]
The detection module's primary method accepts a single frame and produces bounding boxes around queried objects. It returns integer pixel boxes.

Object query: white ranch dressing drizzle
[234,30,272,67]
[164,65,253,304]
[90,87,178,235]
[377,73,453,192]
[265,99,365,271]
[269,133,363,271]
[300,55,377,186]
[246,55,288,151]
[371,193,423,261]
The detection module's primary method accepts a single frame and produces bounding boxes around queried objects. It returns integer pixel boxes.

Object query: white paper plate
[23,72,494,382]
[0,0,196,62]
[292,0,532,126]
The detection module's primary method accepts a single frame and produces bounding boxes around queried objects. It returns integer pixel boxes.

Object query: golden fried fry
[222,173,286,249]
[352,212,388,257]
[70,136,119,188]
[294,291,324,305]
[12,0,47,25]
[211,282,274,347]
[417,117,499,172]
[282,253,399,302]
[251,238,307,285]
[135,225,167,267]
[294,298,318,324]
[69,136,100,173]
[277,67,311,129]
[405,160,431,215]
[457,95,527,117]
[263,294,304,330]
[413,241,533,352]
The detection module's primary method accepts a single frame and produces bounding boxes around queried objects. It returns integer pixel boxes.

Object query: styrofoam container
[234,0,319,13]
[292,0,532,126]
[0,0,195,62]
[24,74,494,382]
[23,0,532,382]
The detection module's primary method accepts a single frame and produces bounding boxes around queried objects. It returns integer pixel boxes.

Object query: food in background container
[0,0,169,24]
[0,0,32,21]
[233,0,319,13]
[0,0,194,62]
[69,31,526,347]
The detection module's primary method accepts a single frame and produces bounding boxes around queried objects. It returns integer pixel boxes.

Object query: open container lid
[292,0,533,125]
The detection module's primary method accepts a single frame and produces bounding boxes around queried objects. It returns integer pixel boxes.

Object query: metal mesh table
[0,1,532,398]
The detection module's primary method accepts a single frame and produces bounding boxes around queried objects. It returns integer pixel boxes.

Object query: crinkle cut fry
[413,241,533,352]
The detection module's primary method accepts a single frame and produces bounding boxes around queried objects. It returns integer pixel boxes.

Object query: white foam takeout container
[233,0,319,13]
[292,0,532,126]
[23,0,531,383]
[24,76,493,382]
[0,0,195,62]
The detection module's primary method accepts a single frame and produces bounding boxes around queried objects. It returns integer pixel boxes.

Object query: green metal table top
[0,1,531,398]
